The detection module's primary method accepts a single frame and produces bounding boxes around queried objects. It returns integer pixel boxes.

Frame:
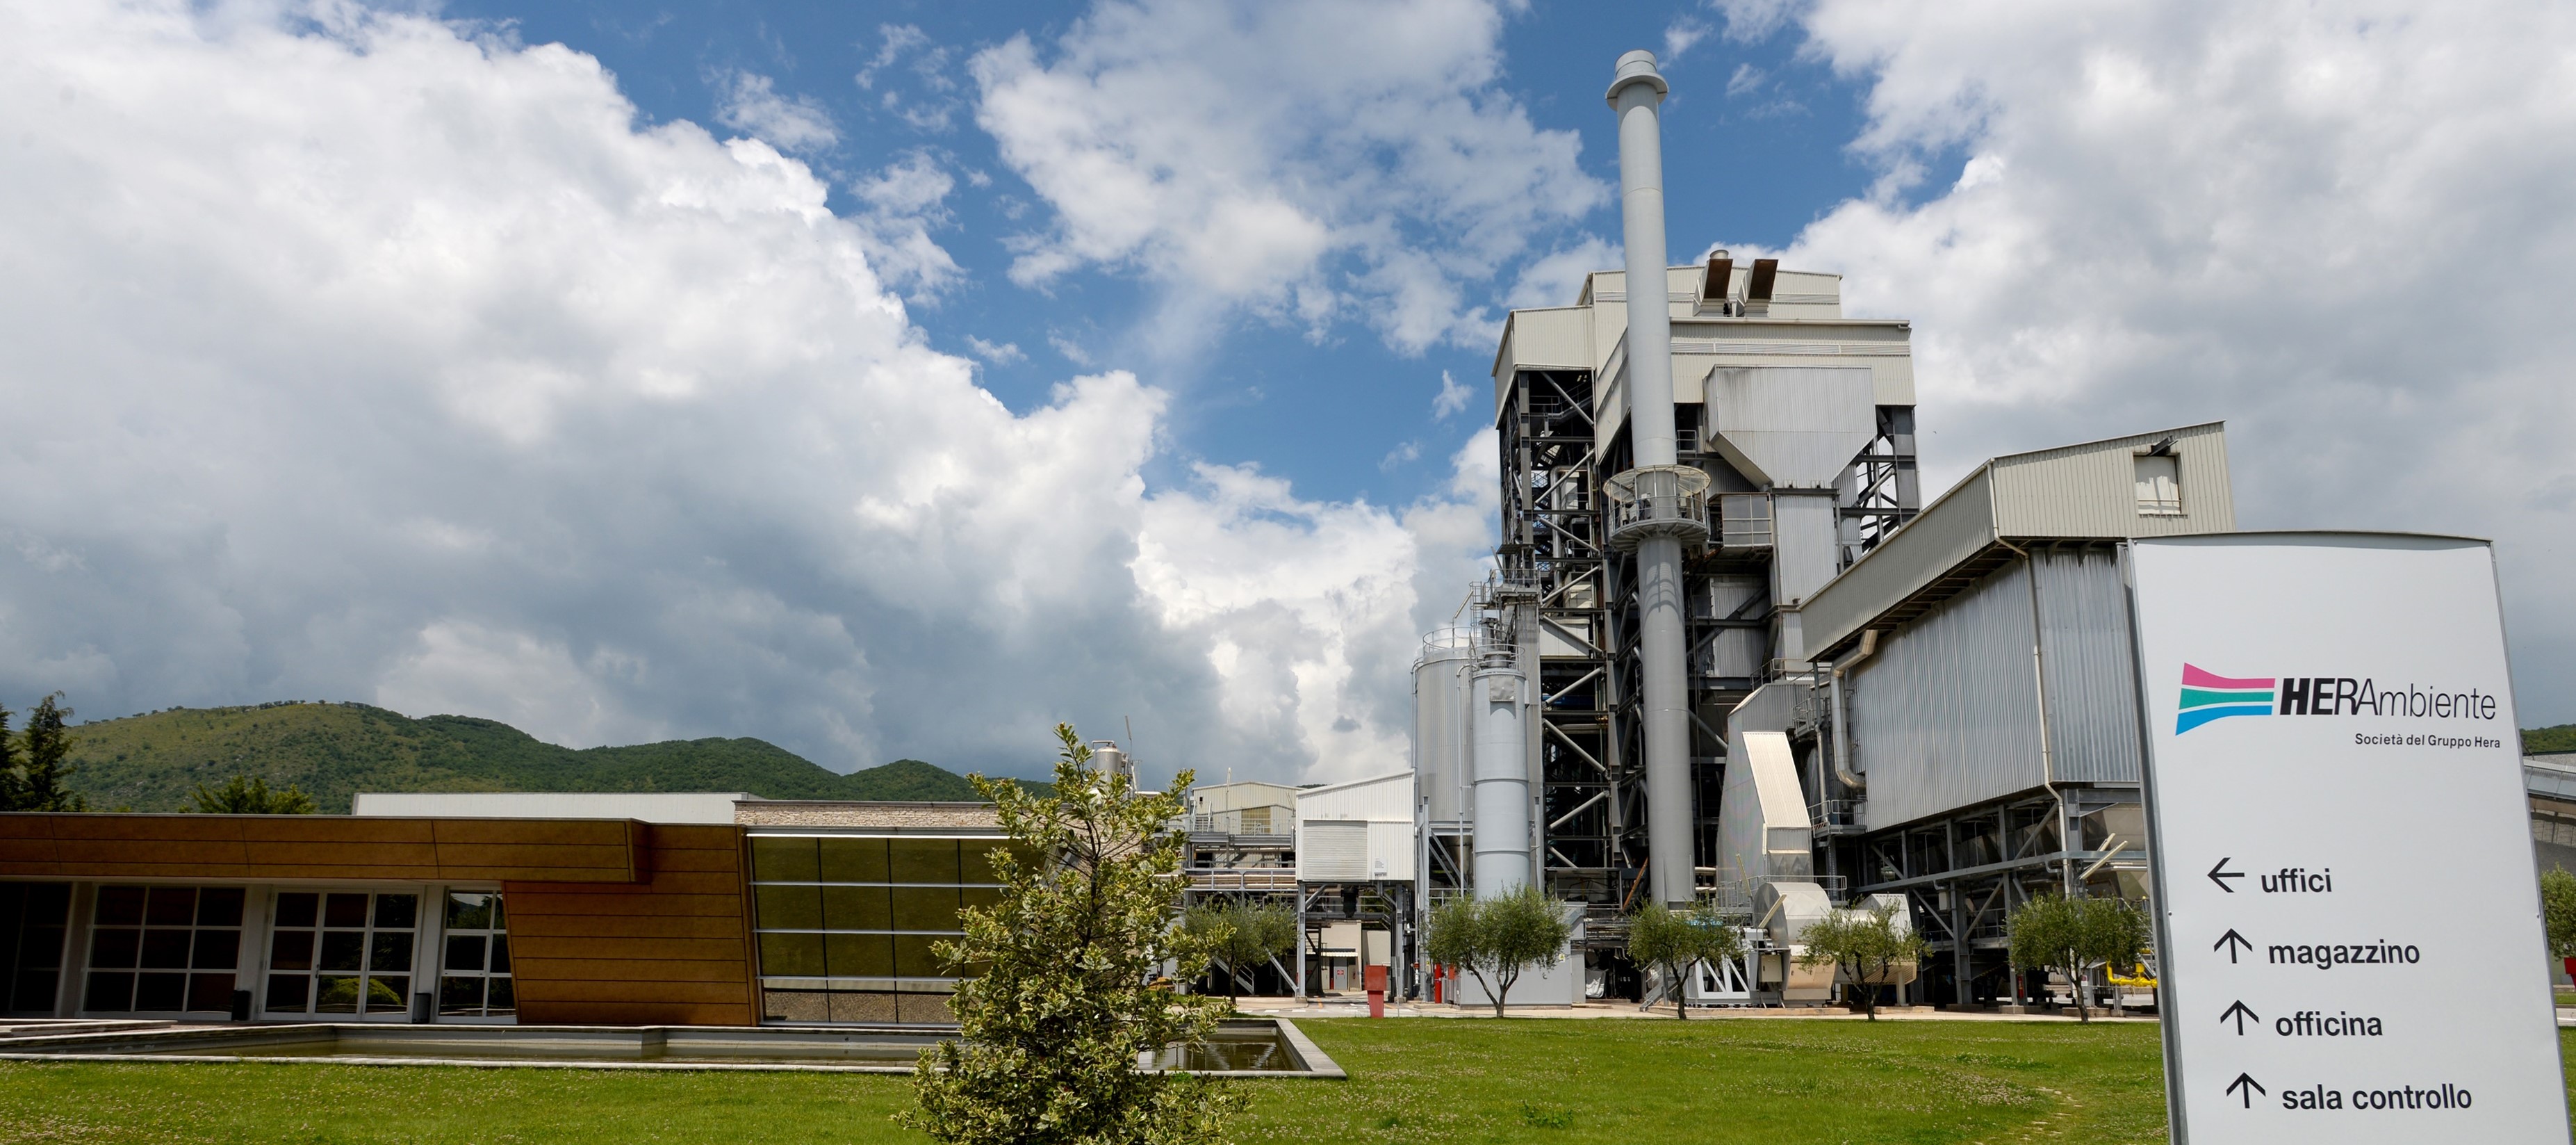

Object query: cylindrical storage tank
[1412,633,1475,825]
[1471,650,1530,897]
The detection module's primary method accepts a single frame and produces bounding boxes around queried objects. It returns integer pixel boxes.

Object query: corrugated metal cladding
[1847,560,2044,830]
[2032,546,2144,786]
[1703,366,1879,488]
[1990,422,2234,537]
[1799,466,1997,655]
[1771,494,1843,606]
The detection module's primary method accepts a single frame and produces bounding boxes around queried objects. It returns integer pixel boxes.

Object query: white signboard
[2131,534,2568,1143]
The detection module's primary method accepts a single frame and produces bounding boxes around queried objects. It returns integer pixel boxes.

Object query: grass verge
[0,1020,2566,1144]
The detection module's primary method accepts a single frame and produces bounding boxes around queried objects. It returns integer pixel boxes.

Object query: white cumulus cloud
[969,0,1606,356]
[0,0,1495,779]
[1743,0,2576,720]
[716,70,839,153]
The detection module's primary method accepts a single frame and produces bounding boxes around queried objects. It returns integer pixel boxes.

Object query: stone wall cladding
[732,801,1001,831]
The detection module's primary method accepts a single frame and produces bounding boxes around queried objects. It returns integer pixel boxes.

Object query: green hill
[60,701,985,812]
[2532,724,2576,755]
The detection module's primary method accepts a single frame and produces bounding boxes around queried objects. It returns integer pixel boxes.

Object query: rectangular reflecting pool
[0,1018,1341,1078]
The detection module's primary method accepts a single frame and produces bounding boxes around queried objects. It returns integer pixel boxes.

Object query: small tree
[2,695,86,812]
[1424,884,1573,1018]
[1625,901,1746,1019]
[2541,868,2576,971]
[1797,902,1923,1021]
[188,774,318,815]
[2006,893,2147,1023]
[903,725,1237,1145]
[1181,899,1297,999]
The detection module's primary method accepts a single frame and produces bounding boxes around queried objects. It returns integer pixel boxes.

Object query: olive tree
[1180,900,1297,999]
[1796,902,1923,1021]
[904,725,1238,1145]
[1424,884,1573,1018]
[2006,893,2148,1023]
[2541,868,2576,962]
[1625,901,1745,1019]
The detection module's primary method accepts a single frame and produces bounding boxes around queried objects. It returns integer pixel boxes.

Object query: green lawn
[0,1021,2565,1144]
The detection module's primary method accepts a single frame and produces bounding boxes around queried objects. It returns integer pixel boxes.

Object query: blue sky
[2,0,2570,783]
[432,0,1887,509]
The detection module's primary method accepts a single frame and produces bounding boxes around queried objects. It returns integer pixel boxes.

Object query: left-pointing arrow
[2208,857,2245,893]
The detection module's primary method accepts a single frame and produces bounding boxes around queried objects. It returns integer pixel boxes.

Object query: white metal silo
[1411,631,1475,826]
[1470,645,1531,896]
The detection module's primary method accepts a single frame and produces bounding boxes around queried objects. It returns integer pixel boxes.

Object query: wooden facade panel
[427,843,631,871]
[646,825,741,851]
[511,957,753,984]
[507,913,748,941]
[515,1000,755,1026]
[510,979,750,1005]
[428,820,632,847]
[0,814,646,883]
[639,847,739,873]
[504,870,741,896]
[48,817,249,842]
[499,893,743,918]
[514,936,748,964]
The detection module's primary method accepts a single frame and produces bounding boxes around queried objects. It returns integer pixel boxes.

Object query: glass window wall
[749,835,1015,1023]
[437,891,514,1018]
[0,882,70,1015]
[262,890,416,1019]
[83,886,243,1014]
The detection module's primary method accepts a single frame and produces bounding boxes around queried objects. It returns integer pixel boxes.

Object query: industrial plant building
[1405,49,2252,1007]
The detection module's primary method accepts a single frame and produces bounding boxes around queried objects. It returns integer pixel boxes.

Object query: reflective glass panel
[758,932,826,977]
[366,976,407,1013]
[755,884,823,932]
[892,934,949,977]
[439,975,483,1015]
[484,975,513,1014]
[445,934,485,973]
[889,886,960,932]
[751,837,820,883]
[820,886,891,932]
[817,838,889,883]
[445,893,493,931]
[487,935,509,975]
[133,972,185,1011]
[370,933,413,973]
[195,888,245,928]
[186,973,233,1012]
[322,894,368,929]
[273,893,318,929]
[888,839,958,885]
[139,929,190,970]
[88,929,138,969]
[145,888,195,927]
[318,932,363,973]
[314,975,360,1014]
[95,886,144,927]
[191,929,238,971]
[270,931,314,971]
[825,932,894,979]
[373,895,416,931]
[265,973,308,1012]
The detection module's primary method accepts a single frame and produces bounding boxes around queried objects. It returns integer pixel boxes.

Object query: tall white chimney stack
[1606,50,1703,907]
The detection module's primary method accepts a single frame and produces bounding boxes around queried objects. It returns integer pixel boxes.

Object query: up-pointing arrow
[2219,1000,2259,1034]
[2226,1073,2267,1109]
[2208,857,2245,893]
[2214,929,2254,964]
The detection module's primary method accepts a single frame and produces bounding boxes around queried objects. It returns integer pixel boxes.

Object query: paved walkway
[1233,996,2158,1023]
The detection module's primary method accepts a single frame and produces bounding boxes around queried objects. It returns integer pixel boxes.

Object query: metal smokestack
[1471,641,1532,896]
[1606,50,1701,907]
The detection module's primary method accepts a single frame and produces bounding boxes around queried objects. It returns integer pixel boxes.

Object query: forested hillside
[60,701,983,812]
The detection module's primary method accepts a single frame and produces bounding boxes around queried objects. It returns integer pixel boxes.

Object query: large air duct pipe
[1608,50,1697,906]
[1471,645,1531,896]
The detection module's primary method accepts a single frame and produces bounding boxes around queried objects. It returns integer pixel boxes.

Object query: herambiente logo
[2176,664,2502,735]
